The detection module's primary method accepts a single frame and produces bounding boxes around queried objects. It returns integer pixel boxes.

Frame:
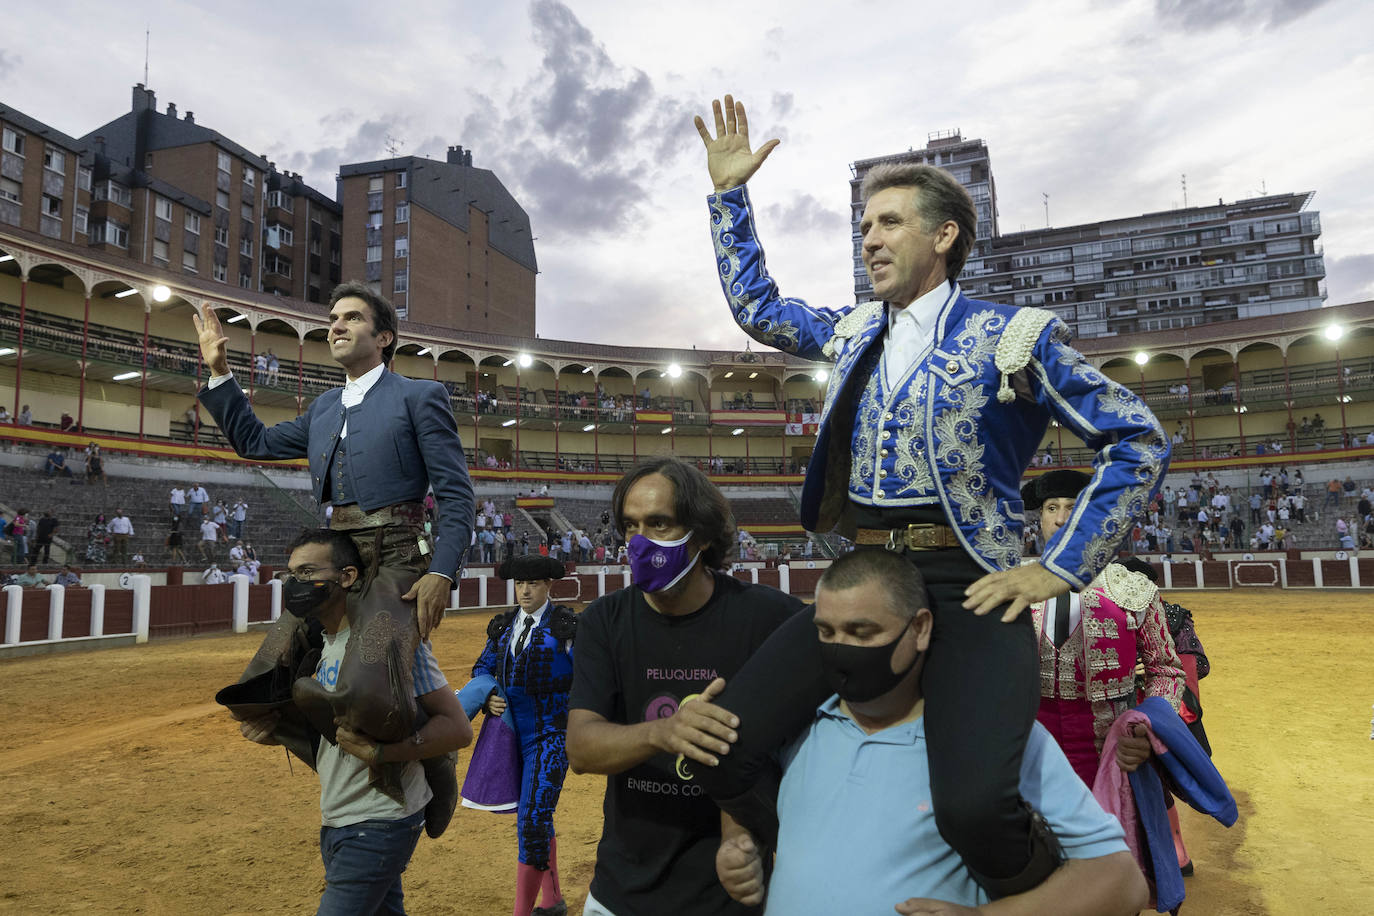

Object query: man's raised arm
[693,94,780,193]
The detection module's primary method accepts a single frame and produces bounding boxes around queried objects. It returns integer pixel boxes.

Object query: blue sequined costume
[470,603,576,869]
[710,184,1170,587]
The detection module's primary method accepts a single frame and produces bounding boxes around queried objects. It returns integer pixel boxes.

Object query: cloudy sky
[5,0,1372,350]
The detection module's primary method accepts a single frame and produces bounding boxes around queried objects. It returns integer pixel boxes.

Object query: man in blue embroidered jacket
[687,96,1169,898]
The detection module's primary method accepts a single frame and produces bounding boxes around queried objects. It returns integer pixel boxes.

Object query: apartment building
[0,104,92,246]
[962,193,1325,337]
[338,145,536,332]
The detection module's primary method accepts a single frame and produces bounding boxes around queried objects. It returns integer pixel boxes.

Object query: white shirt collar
[344,363,386,398]
[888,280,951,338]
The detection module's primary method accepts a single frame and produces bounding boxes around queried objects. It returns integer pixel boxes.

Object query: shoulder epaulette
[1101,561,1159,616]
[994,307,1057,403]
[822,301,885,360]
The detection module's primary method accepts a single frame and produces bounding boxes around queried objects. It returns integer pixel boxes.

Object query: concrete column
[269,578,282,621]
[1278,558,1288,589]
[749,567,759,584]
[47,584,65,641]
[230,574,250,634]
[622,569,631,589]
[506,580,515,605]
[4,584,22,644]
[1312,557,1324,589]
[478,575,488,608]
[1193,560,1204,588]
[597,568,607,597]
[131,575,152,643]
[778,565,791,594]
[89,584,106,636]
[1161,562,1173,590]
[1350,555,1360,588]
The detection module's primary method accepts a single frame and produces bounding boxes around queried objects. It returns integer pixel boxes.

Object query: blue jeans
[317,810,424,916]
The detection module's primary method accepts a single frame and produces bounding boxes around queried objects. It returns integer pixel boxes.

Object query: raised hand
[693,94,780,193]
[191,302,231,376]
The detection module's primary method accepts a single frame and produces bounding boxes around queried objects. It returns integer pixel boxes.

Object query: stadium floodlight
[502,359,513,367]
[748,371,759,379]
[517,353,532,368]
[666,363,682,379]
[416,347,430,356]
[582,424,596,432]
[152,285,171,302]
[1134,351,1149,366]
[1339,395,1353,404]
[732,428,744,436]
[113,371,141,381]
[0,347,15,356]
[0,254,14,263]
[227,314,247,324]
[815,369,828,382]
[1325,324,1345,341]
[661,427,673,435]
[502,418,517,427]
[1234,405,1248,414]
[114,288,139,298]
[581,366,593,374]
[723,371,734,378]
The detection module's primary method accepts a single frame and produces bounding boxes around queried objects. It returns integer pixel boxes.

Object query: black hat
[1021,469,1093,511]
[497,556,566,581]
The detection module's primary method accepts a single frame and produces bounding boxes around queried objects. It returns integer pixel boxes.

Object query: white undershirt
[883,280,951,382]
[509,600,550,657]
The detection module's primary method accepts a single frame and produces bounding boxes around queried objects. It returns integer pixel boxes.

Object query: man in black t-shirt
[568,459,800,916]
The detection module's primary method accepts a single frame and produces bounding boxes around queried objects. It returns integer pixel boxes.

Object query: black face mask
[282,578,340,618]
[818,622,921,703]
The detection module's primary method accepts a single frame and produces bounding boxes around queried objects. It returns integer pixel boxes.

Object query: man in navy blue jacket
[194,283,474,635]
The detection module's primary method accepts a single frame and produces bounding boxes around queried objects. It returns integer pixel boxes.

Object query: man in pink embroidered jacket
[1023,470,1185,788]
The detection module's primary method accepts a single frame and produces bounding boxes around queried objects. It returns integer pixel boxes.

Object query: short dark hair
[287,528,363,574]
[611,458,736,570]
[817,550,928,621]
[329,280,399,364]
[860,163,978,281]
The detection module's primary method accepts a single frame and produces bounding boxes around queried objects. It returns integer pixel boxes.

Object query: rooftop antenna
[144,27,150,85]
[385,134,405,158]
[1042,192,1049,228]
[1181,173,1188,208]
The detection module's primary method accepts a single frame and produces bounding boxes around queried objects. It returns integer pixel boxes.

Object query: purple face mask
[627,533,701,593]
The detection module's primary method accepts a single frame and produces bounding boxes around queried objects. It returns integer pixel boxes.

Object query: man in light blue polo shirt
[716,550,1146,914]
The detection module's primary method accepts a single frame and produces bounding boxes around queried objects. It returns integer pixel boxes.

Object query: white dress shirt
[883,280,952,385]
[1043,591,1082,643]
[509,601,550,658]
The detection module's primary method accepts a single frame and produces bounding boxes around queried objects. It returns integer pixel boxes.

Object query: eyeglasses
[275,565,338,583]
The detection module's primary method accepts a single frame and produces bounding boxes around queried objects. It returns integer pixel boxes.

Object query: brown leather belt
[329,501,427,530]
[855,524,961,551]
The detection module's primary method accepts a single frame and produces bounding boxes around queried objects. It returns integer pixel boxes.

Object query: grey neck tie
[1053,593,1072,648]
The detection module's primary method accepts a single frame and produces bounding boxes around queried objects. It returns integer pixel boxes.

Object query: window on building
[366,211,383,229]
[267,190,295,212]
[213,262,228,282]
[272,225,293,247]
[74,206,88,234]
[396,171,407,188]
[396,203,409,223]
[217,151,232,173]
[95,221,129,248]
[365,244,382,262]
[97,181,132,207]
[2,127,24,155]
[0,177,19,202]
[185,212,202,234]
[394,269,408,294]
[241,202,254,221]
[395,236,408,258]
[239,272,253,289]
[214,225,229,246]
[43,147,66,173]
[241,238,253,256]
[155,197,173,221]
[77,167,92,191]
[368,176,383,193]
[243,167,255,187]
[216,190,230,210]
[329,248,340,265]
[42,194,61,217]
[153,239,170,264]
[183,250,198,273]
[310,237,321,255]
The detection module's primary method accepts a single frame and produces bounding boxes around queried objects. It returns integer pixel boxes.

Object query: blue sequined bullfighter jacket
[709,184,1170,590]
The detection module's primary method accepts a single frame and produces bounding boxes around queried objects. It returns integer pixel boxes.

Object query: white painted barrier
[89,584,106,636]
[778,564,791,594]
[4,584,22,644]
[269,579,282,621]
[130,575,151,643]
[230,575,250,633]
[47,584,65,641]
